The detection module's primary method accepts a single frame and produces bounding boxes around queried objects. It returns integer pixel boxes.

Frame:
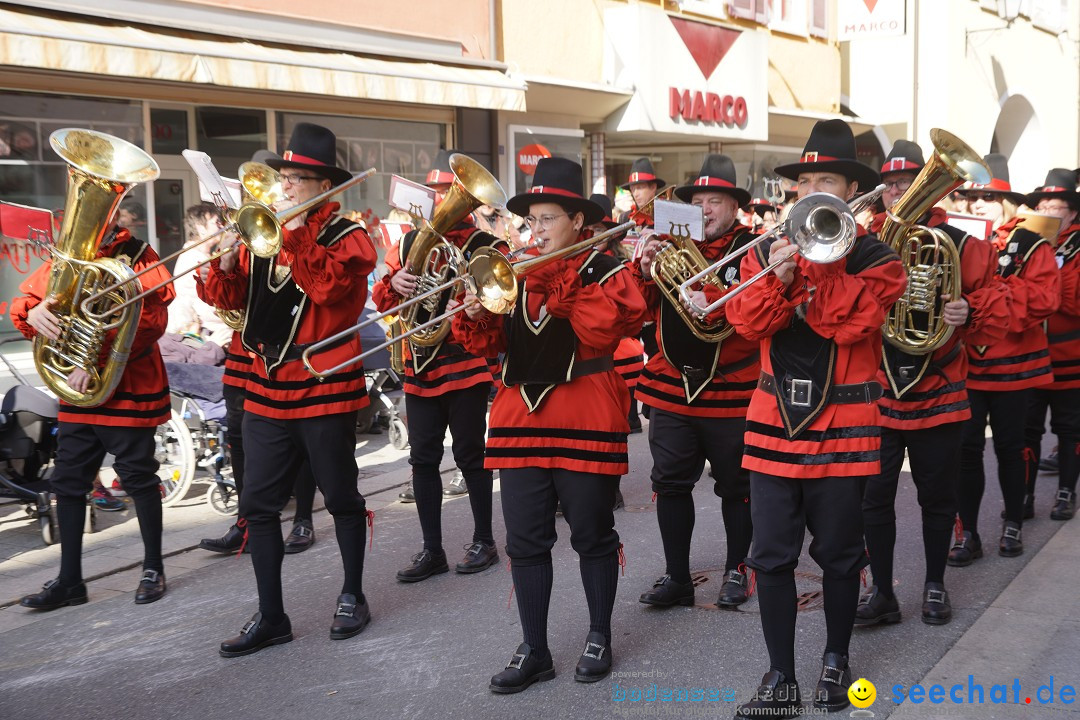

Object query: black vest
[1057,229,1080,265]
[767,233,898,439]
[242,215,360,374]
[971,225,1050,356]
[658,229,757,402]
[502,250,623,413]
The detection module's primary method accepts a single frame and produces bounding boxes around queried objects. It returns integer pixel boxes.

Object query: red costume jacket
[195,247,252,391]
[11,230,173,427]
[1046,223,1080,389]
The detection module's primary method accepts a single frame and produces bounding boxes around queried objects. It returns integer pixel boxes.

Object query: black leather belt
[758,372,883,407]
[682,353,758,384]
[259,342,314,364]
[570,356,615,379]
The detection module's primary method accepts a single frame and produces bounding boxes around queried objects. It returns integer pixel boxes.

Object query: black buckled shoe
[220,612,293,658]
[398,483,415,503]
[283,520,315,554]
[489,642,555,694]
[19,579,88,611]
[854,585,901,627]
[639,574,695,607]
[1051,488,1076,521]
[716,569,750,608]
[947,531,983,567]
[199,522,245,554]
[134,569,166,605]
[735,669,801,718]
[813,652,852,711]
[396,548,449,582]
[329,593,371,640]
[574,631,612,683]
[999,521,1023,557]
[922,582,952,625]
[1001,493,1035,520]
[456,541,499,574]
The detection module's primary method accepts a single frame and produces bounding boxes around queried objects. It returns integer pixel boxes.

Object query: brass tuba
[400,153,507,347]
[880,129,990,355]
[650,224,735,342]
[33,129,160,406]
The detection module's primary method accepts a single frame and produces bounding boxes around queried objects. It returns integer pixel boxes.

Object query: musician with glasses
[201,122,377,657]
[14,219,174,610]
[455,157,647,693]
[631,154,759,610]
[727,120,907,718]
[857,140,1010,629]
[372,149,504,583]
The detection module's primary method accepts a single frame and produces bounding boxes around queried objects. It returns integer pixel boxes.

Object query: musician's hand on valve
[217,243,240,274]
[390,270,418,297]
[462,291,485,320]
[768,238,799,286]
[639,233,662,278]
[941,294,970,327]
[66,368,91,394]
[26,295,62,341]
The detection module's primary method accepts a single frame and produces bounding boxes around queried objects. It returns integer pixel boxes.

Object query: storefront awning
[0,6,526,112]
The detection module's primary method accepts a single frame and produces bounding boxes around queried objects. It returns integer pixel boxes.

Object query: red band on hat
[628,172,658,184]
[969,177,1013,192]
[881,157,920,173]
[281,151,326,166]
[426,170,455,185]
[692,176,735,188]
[800,152,839,163]
[1039,186,1070,193]
[529,185,584,199]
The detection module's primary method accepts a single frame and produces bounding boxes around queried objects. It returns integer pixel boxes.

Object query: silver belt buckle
[787,378,813,408]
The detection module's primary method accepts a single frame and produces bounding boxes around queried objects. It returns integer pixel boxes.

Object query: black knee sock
[823,575,860,657]
[656,493,695,584]
[580,552,618,645]
[464,470,495,545]
[129,487,164,574]
[511,560,553,653]
[1059,438,1080,493]
[863,522,895,596]
[923,520,952,585]
[292,471,316,524]
[721,497,753,572]
[334,511,367,598]
[756,570,797,679]
[248,524,286,624]
[56,494,86,587]
[412,466,444,554]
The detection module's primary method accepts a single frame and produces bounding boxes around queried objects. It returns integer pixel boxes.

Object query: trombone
[79,168,376,322]
[302,220,636,379]
[678,186,885,316]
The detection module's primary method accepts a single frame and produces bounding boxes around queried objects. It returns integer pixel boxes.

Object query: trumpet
[678,186,885,316]
[302,221,635,378]
[79,169,375,322]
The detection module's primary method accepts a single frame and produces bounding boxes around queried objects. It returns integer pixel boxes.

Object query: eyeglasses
[965,193,1001,203]
[883,178,914,191]
[524,213,571,229]
[280,173,323,185]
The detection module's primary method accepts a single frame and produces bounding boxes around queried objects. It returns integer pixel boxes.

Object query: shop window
[770,0,810,36]
[195,107,267,179]
[150,108,189,156]
[810,0,829,37]
[507,126,584,198]
[727,0,770,23]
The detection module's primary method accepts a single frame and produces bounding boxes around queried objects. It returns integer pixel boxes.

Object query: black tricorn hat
[1025,167,1080,208]
[620,157,666,190]
[880,139,925,176]
[674,154,751,206]
[267,122,352,186]
[506,157,604,225]
[425,149,456,187]
[774,119,880,191]
[589,193,620,229]
[964,153,1025,206]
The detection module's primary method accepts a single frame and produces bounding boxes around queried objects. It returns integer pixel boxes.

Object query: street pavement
[0,395,1077,719]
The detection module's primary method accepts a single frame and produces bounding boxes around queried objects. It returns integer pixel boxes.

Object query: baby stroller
[355,302,408,450]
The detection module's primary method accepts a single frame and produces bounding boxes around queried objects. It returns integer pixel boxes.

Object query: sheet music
[388,175,437,221]
[653,199,704,241]
[182,149,239,210]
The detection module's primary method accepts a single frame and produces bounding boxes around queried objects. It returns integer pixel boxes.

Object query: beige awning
[0,6,526,112]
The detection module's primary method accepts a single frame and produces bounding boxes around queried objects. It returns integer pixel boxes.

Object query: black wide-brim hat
[425,148,456,187]
[963,153,1025,206]
[674,153,751,206]
[506,157,604,225]
[1025,167,1080,208]
[267,122,352,187]
[880,139,925,176]
[620,157,666,190]
[589,193,621,230]
[774,119,880,191]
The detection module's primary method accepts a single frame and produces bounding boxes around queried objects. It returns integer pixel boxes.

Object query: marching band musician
[371,149,503,582]
[951,155,1060,564]
[727,120,907,718]
[632,154,759,610]
[858,141,1010,629]
[201,122,377,656]
[1023,169,1080,521]
[455,157,647,693]
[14,222,174,609]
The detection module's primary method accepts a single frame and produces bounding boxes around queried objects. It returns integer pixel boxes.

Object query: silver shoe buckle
[926,589,947,604]
[1056,489,1074,503]
[1003,526,1021,541]
[507,653,527,670]
[583,642,606,660]
[820,665,844,686]
[335,603,356,617]
[786,378,813,408]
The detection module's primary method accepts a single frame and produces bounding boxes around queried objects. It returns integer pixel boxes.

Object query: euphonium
[400,153,507,347]
[650,225,734,342]
[880,129,990,355]
[33,129,160,406]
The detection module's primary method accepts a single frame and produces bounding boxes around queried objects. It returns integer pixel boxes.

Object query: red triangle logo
[863,0,879,11]
[669,17,740,80]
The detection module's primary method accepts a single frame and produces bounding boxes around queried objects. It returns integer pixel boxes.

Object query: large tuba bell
[880,129,990,355]
[399,153,507,347]
[33,129,160,406]
[650,224,735,342]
